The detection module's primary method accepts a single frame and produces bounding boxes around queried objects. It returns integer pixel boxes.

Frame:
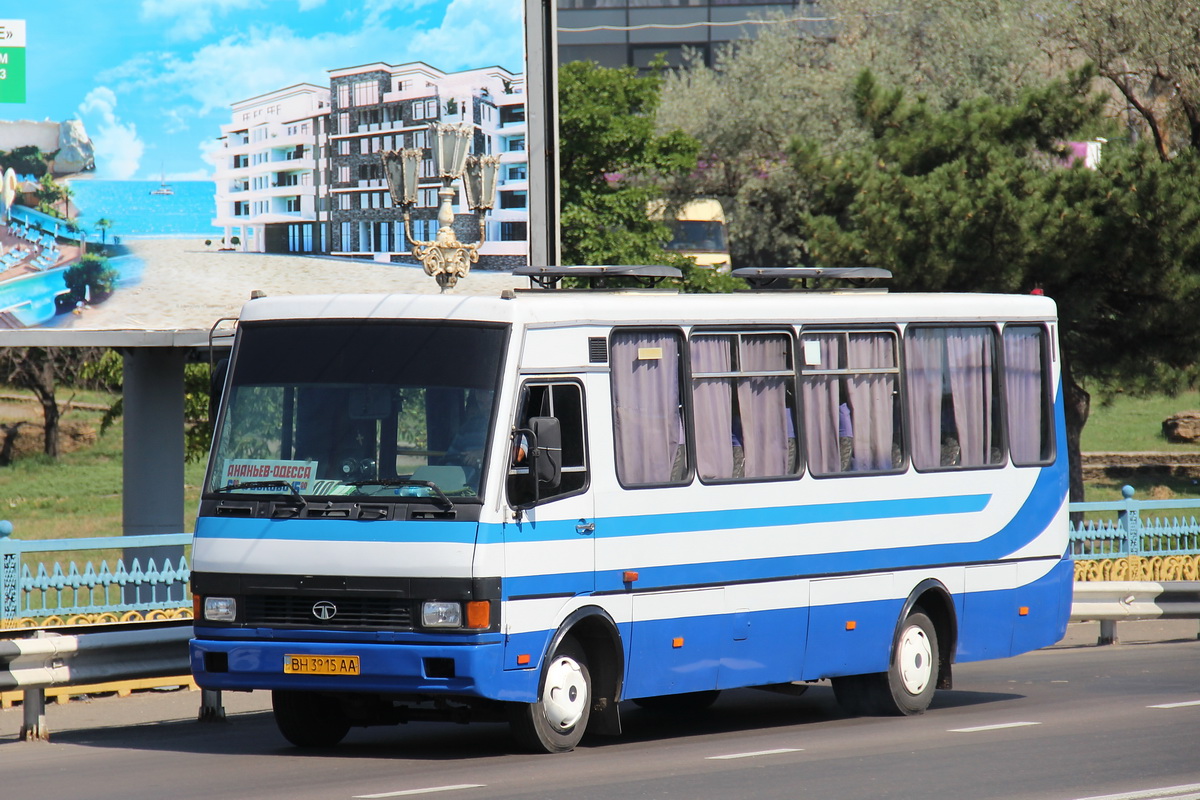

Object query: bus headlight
[203,596,237,622]
[421,601,462,628]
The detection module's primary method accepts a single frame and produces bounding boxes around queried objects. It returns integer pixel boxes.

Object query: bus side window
[1003,325,1054,465]
[905,326,1004,471]
[507,381,588,506]
[611,329,689,487]
[691,330,797,483]
[801,330,903,476]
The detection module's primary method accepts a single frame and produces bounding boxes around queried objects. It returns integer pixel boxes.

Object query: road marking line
[947,721,1041,733]
[706,748,803,760]
[1148,700,1200,709]
[353,785,486,798]
[1074,782,1200,800]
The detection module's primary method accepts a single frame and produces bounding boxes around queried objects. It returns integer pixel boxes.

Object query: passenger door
[503,378,595,598]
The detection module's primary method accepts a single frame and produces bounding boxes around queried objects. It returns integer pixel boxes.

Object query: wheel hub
[543,655,587,730]
[897,623,933,695]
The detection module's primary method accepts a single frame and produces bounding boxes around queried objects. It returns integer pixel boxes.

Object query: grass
[1080,389,1200,452]
[1,388,206,541]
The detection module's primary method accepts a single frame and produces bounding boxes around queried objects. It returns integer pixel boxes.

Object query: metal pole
[524,0,560,267]
[21,630,48,741]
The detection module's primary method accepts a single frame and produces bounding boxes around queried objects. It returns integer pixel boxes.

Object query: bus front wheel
[832,609,939,717]
[272,690,351,747]
[509,635,592,753]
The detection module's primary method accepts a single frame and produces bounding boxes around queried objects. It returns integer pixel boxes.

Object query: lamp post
[382,121,501,289]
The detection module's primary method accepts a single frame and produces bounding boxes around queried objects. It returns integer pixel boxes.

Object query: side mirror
[529,416,562,490]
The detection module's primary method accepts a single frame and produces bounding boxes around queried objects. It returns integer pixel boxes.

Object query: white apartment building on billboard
[212,63,528,270]
[212,83,331,254]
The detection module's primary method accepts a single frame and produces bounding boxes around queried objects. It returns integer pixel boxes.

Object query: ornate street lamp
[382,121,501,289]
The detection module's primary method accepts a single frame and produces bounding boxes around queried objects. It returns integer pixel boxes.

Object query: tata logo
[312,601,337,621]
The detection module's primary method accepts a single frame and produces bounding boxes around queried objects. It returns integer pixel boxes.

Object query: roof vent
[734,267,891,291]
[514,264,682,290]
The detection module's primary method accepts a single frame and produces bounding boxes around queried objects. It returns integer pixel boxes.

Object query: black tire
[509,635,592,753]
[272,690,351,748]
[632,690,721,713]
[832,609,939,717]
[831,674,877,716]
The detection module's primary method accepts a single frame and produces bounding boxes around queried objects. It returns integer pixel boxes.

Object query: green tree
[558,60,700,268]
[1048,0,1200,159]
[82,350,215,463]
[557,60,740,291]
[95,218,114,245]
[657,1,1058,265]
[0,346,106,458]
[0,145,56,178]
[63,253,119,304]
[769,70,1200,498]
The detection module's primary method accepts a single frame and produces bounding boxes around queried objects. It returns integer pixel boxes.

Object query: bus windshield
[206,321,508,501]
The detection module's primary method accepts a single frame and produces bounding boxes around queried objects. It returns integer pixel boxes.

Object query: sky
[1,0,525,181]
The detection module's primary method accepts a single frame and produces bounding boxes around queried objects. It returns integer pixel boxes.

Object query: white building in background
[213,64,527,269]
[326,61,528,269]
[212,84,331,254]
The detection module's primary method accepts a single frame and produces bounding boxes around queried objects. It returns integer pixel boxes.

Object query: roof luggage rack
[734,266,892,291]
[514,264,682,290]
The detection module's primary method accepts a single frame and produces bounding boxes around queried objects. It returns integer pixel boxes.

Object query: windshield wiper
[342,478,454,510]
[212,481,309,515]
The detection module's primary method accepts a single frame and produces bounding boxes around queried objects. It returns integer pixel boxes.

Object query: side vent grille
[589,337,608,364]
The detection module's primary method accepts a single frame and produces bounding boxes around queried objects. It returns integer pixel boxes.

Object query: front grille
[244,595,413,630]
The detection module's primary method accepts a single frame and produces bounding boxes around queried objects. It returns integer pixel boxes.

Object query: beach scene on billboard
[0,1,528,333]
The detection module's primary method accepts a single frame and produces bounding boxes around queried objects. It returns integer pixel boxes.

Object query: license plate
[283,654,360,675]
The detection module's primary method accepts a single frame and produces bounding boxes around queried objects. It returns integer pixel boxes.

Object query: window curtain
[612,331,683,484]
[802,335,841,474]
[1004,327,1044,464]
[946,328,995,467]
[905,329,943,470]
[691,335,735,480]
[737,334,790,477]
[846,333,896,471]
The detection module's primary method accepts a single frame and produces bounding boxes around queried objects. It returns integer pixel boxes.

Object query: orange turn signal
[672,637,684,648]
[623,571,639,583]
[465,600,491,629]
[192,594,201,620]
[845,620,857,631]
[1018,606,1030,617]
[517,653,531,666]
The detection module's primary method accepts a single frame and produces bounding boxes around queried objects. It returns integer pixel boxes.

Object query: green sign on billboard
[0,20,26,104]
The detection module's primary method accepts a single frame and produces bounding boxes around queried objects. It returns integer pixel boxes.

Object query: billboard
[0,2,529,333]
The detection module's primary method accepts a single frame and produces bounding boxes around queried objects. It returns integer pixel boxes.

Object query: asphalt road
[3,620,1198,800]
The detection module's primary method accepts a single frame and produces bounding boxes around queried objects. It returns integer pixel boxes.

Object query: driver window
[508,381,588,506]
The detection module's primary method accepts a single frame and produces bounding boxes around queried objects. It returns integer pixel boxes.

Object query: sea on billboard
[0,3,529,334]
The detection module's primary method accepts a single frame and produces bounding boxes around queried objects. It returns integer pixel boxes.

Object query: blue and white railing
[0,521,192,631]
[1069,485,1200,562]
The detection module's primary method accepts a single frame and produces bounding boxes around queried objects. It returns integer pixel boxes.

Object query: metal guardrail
[1070,581,1200,645]
[0,625,193,740]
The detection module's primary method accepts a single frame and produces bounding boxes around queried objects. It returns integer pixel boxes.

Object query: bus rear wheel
[509,635,592,753]
[832,609,939,717]
[272,690,351,748]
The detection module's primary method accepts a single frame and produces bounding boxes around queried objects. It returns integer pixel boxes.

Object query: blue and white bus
[190,266,1070,753]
